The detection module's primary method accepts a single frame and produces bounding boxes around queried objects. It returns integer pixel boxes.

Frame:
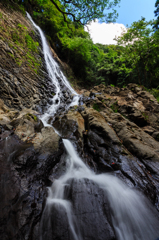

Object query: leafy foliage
[5,0,159,92]
[115,18,159,88]
[154,0,159,30]
[49,0,120,25]
[17,0,120,25]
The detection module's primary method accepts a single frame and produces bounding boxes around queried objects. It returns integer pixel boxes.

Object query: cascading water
[27,14,159,240]
[27,12,79,126]
[41,139,159,240]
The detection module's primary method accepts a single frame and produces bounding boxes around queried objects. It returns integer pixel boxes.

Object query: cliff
[0,2,56,111]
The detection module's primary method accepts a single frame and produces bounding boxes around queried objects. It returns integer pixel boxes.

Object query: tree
[16,0,120,25]
[49,0,120,25]
[154,0,159,30]
[116,18,159,87]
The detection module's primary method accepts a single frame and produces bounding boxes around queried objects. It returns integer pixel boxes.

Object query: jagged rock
[0,127,64,240]
[0,3,56,112]
[53,109,85,140]
[152,132,159,142]
[81,107,120,145]
[32,127,60,153]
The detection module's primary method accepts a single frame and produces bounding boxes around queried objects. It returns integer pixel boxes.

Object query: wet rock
[65,110,85,138]
[32,127,60,154]
[81,107,120,145]
[0,128,64,240]
[53,109,85,140]
[82,89,91,97]
[152,132,159,142]
[142,125,155,135]
[65,178,116,240]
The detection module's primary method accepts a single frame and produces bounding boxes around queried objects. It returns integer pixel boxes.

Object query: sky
[85,0,156,45]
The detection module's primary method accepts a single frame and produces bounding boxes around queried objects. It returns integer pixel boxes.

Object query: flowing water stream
[27,14,159,240]
[27,12,79,126]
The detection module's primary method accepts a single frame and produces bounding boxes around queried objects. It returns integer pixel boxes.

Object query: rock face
[1,84,159,238]
[0,101,64,240]
[0,3,56,111]
[41,179,116,240]
[0,3,77,115]
[82,83,159,140]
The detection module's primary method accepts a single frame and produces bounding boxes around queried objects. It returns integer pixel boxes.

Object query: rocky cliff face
[55,84,159,207]
[0,3,159,240]
[0,3,56,111]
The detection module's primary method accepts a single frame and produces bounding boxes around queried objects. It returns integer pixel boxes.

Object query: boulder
[32,127,60,153]
[53,109,85,140]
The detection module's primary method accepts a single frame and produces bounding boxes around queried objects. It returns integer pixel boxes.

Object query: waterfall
[26,12,79,126]
[27,14,159,240]
[41,139,159,240]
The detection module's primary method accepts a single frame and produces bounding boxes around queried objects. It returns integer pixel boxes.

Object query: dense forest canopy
[14,0,120,24]
[4,0,159,100]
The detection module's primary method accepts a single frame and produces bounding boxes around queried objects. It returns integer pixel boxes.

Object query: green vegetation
[93,103,100,112]
[8,52,14,58]
[111,102,118,113]
[15,0,120,25]
[1,0,159,97]
[26,113,38,122]
[142,112,149,121]
[25,34,39,52]
[154,0,159,30]
[143,87,159,103]
[149,88,159,102]
[0,14,41,73]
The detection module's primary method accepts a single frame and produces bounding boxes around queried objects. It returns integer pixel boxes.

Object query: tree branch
[49,0,82,24]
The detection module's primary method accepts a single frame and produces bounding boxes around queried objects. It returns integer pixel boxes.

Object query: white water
[43,139,159,240]
[27,14,159,240]
[27,12,79,126]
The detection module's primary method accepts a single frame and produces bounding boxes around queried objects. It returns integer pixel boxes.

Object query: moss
[8,52,14,58]
[26,113,38,122]
[73,106,78,110]
[93,103,100,112]
[17,23,27,30]
[111,101,118,113]
[25,34,39,52]
[0,12,3,19]
[1,0,25,15]
[1,16,41,74]
[33,115,38,122]
[16,59,22,66]
[144,87,159,103]
[26,115,31,121]
[142,112,149,121]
